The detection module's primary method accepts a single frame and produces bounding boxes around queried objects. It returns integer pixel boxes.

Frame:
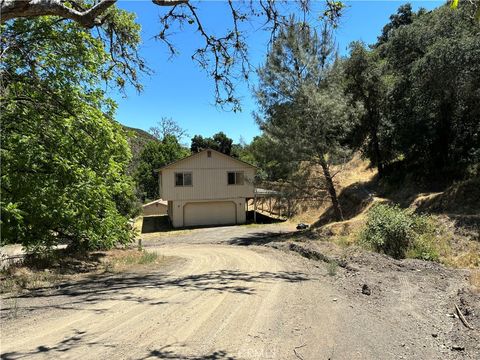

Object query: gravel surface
[1,224,478,359]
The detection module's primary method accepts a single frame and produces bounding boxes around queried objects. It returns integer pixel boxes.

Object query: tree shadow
[142,345,237,360]
[2,268,309,318]
[0,329,116,360]
[227,230,309,246]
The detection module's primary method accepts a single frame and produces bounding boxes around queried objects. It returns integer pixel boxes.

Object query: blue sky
[114,1,443,144]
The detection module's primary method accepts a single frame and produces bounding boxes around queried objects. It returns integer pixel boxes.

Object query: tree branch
[1,0,117,28]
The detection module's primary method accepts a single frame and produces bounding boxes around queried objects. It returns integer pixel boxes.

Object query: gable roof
[156,148,257,171]
[142,199,168,207]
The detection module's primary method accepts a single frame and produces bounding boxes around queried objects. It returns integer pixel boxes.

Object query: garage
[183,201,236,227]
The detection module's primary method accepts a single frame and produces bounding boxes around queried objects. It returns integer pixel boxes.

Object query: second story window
[227,171,244,185]
[175,172,192,186]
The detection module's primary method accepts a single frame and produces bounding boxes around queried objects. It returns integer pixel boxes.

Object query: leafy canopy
[135,136,190,200]
[1,16,142,251]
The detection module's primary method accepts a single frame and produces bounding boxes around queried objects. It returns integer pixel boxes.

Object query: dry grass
[133,216,143,233]
[1,249,172,295]
[332,153,377,189]
[291,154,376,225]
[444,242,480,269]
[140,229,192,241]
[1,268,61,294]
[103,249,171,273]
[289,153,479,269]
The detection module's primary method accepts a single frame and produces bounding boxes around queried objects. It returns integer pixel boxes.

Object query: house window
[175,172,192,186]
[227,171,244,185]
[207,150,212,158]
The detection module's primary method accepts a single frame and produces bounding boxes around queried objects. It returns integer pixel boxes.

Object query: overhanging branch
[0,0,189,27]
[1,0,117,27]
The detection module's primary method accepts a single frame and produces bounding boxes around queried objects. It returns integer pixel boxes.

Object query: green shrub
[406,234,439,261]
[361,203,439,260]
[327,260,338,276]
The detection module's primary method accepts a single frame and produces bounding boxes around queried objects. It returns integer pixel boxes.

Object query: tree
[255,19,358,221]
[375,3,418,46]
[1,0,349,110]
[379,2,480,179]
[342,41,390,176]
[149,117,187,142]
[135,135,190,200]
[190,132,233,155]
[1,18,140,251]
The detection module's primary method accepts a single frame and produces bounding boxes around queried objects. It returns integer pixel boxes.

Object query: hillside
[122,125,159,175]
[290,155,480,269]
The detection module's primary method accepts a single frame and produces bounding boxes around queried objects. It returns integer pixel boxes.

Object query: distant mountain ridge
[122,125,159,175]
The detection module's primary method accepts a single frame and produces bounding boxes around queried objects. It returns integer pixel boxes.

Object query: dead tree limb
[455,303,474,330]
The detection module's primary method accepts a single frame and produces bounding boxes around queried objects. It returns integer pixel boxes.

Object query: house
[157,148,256,228]
[142,199,168,216]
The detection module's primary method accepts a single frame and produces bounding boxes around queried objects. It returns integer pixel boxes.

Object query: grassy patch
[1,249,169,295]
[326,260,338,276]
[102,249,165,272]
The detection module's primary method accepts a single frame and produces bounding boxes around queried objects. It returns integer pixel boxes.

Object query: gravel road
[1,224,478,359]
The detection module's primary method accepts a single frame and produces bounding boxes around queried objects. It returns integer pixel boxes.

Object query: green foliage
[122,125,159,175]
[135,136,190,200]
[361,203,439,260]
[254,18,359,219]
[375,3,420,46]
[378,3,480,179]
[1,17,143,252]
[342,41,392,175]
[332,3,480,183]
[255,19,359,165]
[191,132,233,155]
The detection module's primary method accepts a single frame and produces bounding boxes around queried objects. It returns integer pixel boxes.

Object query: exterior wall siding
[160,150,255,201]
[142,201,167,216]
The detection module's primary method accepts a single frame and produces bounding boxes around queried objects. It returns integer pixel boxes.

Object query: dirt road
[1,225,478,359]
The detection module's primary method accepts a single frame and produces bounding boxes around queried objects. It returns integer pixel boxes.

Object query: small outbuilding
[142,199,168,217]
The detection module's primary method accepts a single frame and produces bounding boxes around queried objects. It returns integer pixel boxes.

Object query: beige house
[142,199,168,216]
[157,149,256,228]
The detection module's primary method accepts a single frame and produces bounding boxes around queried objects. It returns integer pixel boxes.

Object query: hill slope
[122,125,159,175]
[291,154,479,268]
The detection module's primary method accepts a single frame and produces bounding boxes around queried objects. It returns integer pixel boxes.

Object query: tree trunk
[319,157,343,221]
[371,126,384,177]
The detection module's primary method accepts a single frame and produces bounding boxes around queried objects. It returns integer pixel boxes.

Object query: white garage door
[184,201,236,227]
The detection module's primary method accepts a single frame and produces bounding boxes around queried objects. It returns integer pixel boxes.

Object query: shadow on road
[2,269,309,318]
[227,229,310,246]
[142,345,237,360]
[0,329,116,360]
[1,333,236,360]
